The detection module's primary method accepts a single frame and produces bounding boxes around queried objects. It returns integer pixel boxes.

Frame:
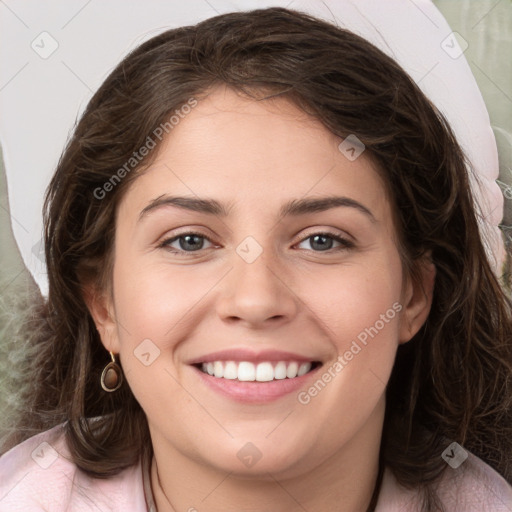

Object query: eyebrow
[138,194,376,222]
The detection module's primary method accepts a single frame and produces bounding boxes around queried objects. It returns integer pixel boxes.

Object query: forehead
[118,85,391,223]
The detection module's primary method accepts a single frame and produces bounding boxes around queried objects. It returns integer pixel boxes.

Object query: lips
[188,348,317,366]
[188,348,322,401]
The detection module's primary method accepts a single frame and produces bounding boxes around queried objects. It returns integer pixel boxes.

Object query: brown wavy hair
[1,7,511,511]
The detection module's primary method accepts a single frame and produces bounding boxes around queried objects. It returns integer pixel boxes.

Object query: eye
[159,232,215,254]
[296,231,354,252]
[159,230,353,255]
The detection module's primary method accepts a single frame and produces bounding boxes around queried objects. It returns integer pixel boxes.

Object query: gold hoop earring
[100,351,123,392]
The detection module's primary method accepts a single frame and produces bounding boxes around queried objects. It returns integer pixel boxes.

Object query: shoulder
[435,451,512,511]
[377,450,512,511]
[0,424,147,512]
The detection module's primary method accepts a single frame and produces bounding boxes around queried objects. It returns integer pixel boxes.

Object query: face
[90,85,433,480]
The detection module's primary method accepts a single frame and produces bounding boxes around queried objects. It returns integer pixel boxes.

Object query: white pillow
[0,0,504,296]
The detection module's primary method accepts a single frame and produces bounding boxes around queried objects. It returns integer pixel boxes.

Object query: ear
[82,282,121,353]
[399,254,436,344]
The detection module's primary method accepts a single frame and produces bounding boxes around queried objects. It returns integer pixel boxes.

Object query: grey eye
[297,233,352,252]
[163,233,213,252]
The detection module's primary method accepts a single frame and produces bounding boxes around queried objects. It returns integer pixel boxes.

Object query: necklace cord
[366,457,385,512]
[143,450,384,512]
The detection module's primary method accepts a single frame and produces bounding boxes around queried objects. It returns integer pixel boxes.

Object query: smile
[199,360,319,381]
[189,348,323,402]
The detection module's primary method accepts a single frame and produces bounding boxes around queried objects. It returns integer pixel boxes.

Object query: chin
[193,436,312,479]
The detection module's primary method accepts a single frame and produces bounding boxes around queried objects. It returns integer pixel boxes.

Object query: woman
[0,7,511,512]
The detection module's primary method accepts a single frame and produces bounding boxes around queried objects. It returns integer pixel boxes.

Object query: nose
[215,247,298,329]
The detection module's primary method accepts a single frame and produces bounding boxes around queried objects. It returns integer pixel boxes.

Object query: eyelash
[158,230,354,255]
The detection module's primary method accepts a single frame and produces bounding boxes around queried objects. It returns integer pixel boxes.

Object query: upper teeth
[201,361,313,381]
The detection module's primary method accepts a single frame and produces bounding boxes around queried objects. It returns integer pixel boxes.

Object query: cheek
[109,257,224,393]
[109,260,196,418]
[295,250,403,407]
[260,254,403,467]
[112,256,218,340]
[301,251,403,347]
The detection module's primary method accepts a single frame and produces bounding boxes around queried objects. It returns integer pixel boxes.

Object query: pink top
[1,424,511,511]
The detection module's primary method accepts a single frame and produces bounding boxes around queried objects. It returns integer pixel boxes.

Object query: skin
[87,85,435,511]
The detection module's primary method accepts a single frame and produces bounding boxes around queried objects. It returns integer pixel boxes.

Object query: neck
[150,399,385,512]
